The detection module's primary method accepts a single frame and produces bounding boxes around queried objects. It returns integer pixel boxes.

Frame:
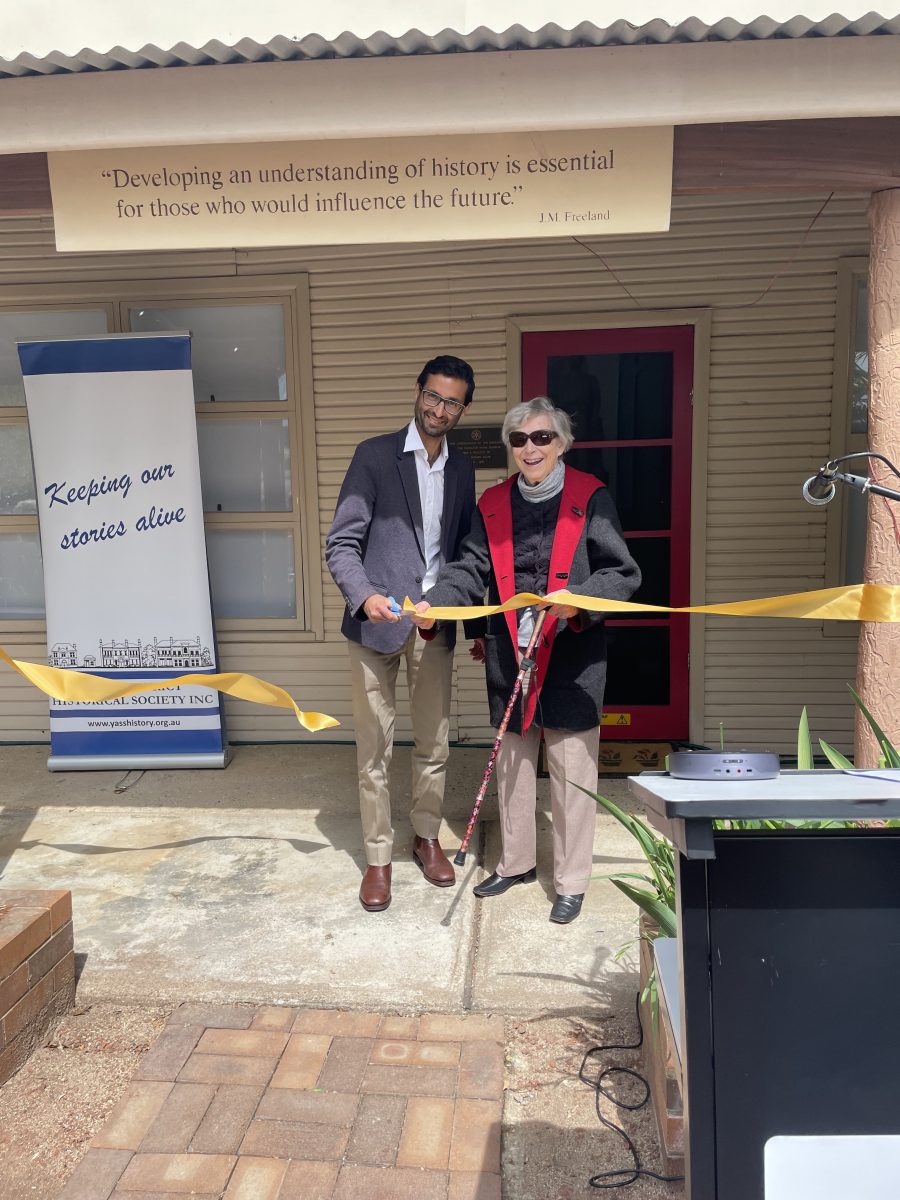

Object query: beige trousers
[348,629,454,866]
[495,723,601,896]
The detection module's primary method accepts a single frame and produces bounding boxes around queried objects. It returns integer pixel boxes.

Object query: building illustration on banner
[49,637,213,670]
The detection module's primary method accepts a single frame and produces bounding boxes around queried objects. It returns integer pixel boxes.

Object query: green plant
[586,786,676,938]
[814,685,900,770]
[583,785,676,1024]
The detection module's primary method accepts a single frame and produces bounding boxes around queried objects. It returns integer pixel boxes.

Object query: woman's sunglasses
[508,429,558,448]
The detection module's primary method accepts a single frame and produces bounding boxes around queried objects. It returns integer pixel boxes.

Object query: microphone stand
[826,472,900,503]
[802,452,900,506]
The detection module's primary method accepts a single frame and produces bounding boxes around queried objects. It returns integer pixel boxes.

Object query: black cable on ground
[579,993,685,1190]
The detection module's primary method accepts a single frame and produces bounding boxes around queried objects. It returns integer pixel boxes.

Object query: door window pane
[0,532,44,618]
[626,537,671,608]
[549,352,673,441]
[129,304,286,402]
[0,425,36,514]
[0,310,109,407]
[566,446,672,531]
[604,626,670,706]
[197,419,292,512]
[206,529,296,618]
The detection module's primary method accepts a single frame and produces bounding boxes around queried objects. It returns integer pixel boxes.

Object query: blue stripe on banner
[51,669,216,680]
[17,336,191,377]
[49,707,220,718]
[50,729,225,756]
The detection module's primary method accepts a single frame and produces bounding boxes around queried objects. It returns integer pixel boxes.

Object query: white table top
[628,769,900,819]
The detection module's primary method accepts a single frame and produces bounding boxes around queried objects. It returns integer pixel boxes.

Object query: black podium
[628,770,900,1200]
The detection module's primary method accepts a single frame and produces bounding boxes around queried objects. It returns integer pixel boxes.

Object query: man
[326,355,477,912]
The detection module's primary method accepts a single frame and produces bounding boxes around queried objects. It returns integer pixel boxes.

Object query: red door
[522,326,693,740]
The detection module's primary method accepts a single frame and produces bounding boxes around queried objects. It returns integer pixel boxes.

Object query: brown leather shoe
[360,864,391,911]
[413,836,456,887]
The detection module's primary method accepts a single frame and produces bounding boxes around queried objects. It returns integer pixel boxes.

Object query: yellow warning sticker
[601,713,632,726]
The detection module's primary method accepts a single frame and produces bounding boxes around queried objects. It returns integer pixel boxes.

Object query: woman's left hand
[539,592,579,621]
[410,600,436,629]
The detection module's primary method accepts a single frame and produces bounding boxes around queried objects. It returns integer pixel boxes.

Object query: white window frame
[0,275,322,642]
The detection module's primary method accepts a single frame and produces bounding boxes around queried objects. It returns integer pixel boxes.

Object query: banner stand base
[47,749,232,772]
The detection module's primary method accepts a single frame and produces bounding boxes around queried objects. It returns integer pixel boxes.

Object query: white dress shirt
[404,420,447,591]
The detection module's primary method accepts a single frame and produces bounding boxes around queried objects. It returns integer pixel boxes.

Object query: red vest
[478,467,604,730]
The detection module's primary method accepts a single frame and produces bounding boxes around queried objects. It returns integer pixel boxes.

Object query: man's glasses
[508,429,558,448]
[420,387,466,416]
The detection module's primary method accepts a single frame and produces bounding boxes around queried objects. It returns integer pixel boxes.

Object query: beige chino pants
[495,723,601,896]
[348,628,454,866]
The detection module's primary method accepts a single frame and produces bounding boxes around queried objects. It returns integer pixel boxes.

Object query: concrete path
[1,745,645,1018]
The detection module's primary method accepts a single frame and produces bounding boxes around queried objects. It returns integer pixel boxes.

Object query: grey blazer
[325,427,477,654]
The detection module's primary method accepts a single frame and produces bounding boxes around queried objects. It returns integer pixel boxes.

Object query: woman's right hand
[410,600,436,629]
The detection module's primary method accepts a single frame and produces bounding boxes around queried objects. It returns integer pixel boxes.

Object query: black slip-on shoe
[473,867,537,898]
[549,893,584,923]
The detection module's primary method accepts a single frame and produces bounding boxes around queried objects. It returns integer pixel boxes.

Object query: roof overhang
[1,37,899,156]
[0,5,895,72]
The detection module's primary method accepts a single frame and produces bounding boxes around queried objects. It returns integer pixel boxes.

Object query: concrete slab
[469,814,643,1017]
[1,746,647,1019]
[0,806,481,1010]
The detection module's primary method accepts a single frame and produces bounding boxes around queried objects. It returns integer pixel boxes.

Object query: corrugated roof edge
[1,15,898,78]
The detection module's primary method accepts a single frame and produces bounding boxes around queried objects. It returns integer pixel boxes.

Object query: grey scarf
[516,461,565,646]
[517,459,565,504]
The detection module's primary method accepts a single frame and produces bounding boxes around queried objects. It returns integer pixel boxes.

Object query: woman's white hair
[502,396,574,453]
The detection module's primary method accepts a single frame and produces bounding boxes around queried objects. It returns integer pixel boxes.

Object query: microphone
[802,467,837,506]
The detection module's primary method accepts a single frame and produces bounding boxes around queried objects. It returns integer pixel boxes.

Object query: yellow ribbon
[403,583,900,623]
[4,583,899,729]
[0,647,339,732]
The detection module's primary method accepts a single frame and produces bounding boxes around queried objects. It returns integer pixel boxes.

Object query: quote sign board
[48,127,673,252]
[18,334,227,770]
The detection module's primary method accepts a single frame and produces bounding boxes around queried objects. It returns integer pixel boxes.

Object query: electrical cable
[579,993,685,1191]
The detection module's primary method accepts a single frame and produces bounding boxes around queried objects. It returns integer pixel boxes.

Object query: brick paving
[58,1005,504,1200]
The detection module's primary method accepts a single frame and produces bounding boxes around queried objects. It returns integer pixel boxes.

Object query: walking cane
[454,606,549,867]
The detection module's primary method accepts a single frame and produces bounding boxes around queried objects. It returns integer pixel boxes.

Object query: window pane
[206,529,296,618]
[129,304,287,402]
[844,490,867,585]
[604,626,670,706]
[626,537,671,608]
[198,419,292,512]
[0,532,44,618]
[566,446,672,531]
[850,278,868,436]
[549,352,673,441]
[0,425,36,514]
[0,309,109,407]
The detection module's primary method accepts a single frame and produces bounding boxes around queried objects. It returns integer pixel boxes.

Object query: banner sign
[47,127,673,252]
[18,334,227,770]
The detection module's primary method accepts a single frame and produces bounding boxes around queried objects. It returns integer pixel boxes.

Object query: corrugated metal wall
[0,192,870,753]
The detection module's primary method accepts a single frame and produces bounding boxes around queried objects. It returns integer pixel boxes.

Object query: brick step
[0,888,76,1085]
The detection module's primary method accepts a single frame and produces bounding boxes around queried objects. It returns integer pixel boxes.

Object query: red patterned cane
[453,607,549,867]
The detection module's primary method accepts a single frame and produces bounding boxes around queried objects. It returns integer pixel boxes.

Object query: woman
[412,397,640,924]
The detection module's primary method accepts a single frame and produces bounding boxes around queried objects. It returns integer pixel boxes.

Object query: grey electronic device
[667,749,780,781]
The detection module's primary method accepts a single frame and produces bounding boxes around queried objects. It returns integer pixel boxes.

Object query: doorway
[522,325,693,740]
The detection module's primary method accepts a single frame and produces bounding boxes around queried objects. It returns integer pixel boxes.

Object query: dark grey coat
[326,427,476,654]
[425,478,640,732]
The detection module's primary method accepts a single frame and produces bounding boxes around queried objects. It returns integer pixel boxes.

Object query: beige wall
[0,190,869,753]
